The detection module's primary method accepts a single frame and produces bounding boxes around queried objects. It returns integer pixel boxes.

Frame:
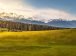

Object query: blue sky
[0,0,76,22]
[25,0,76,14]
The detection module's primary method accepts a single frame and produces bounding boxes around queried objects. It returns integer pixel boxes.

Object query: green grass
[0,45,76,56]
[0,29,76,56]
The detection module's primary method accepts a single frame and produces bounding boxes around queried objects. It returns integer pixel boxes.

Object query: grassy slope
[0,29,76,56]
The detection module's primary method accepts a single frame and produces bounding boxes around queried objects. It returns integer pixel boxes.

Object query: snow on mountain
[0,12,46,25]
[47,19,76,28]
[0,12,25,21]
[0,12,76,28]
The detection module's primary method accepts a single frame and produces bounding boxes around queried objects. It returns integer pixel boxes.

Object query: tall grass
[0,29,76,46]
[0,29,76,56]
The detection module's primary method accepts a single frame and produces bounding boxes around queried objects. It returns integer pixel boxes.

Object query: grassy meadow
[0,29,76,56]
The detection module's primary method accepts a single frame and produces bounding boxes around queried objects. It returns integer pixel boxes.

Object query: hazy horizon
[0,0,76,22]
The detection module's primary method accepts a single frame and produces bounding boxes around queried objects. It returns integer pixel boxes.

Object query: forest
[0,20,63,31]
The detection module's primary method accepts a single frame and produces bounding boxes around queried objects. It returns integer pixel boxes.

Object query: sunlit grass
[0,29,76,56]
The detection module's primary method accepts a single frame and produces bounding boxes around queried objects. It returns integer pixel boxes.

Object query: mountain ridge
[0,12,76,28]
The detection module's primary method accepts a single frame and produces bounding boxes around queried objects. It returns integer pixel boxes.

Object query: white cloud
[35,9,76,20]
[0,0,37,17]
[0,0,76,22]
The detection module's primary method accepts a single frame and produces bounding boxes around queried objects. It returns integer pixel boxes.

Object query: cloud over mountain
[0,0,76,22]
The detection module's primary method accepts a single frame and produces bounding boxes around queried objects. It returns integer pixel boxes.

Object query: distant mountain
[0,12,45,25]
[47,19,76,28]
[0,12,76,28]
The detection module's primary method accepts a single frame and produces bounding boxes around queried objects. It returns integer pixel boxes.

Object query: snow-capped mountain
[47,19,76,28]
[0,12,76,28]
[0,12,46,25]
[0,12,24,20]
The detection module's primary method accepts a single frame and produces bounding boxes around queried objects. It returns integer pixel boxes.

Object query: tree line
[0,20,63,31]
